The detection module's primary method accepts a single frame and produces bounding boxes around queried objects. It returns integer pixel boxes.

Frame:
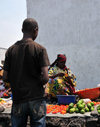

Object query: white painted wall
[0,48,7,65]
[26,0,100,89]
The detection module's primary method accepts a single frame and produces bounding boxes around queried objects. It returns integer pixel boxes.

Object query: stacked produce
[47,104,68,114]
[0,98,12,108]
[0,98,6,105]
[67,99,94,114]
[97,105,100,114]
[46,99,100,115]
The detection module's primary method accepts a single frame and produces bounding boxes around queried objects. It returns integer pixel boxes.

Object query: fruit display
[67,99,95,114]
[47,104,68,114]
[97,105,100,114]
[0,98,6,105]
[46,99,100,115]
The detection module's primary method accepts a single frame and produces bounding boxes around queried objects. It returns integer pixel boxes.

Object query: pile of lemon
[67,99,94,114]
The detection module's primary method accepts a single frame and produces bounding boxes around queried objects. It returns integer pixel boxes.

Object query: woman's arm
[49,73,65,79]
[65,82,75,95]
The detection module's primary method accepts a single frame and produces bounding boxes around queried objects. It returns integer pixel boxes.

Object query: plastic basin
[56,95,76,105]
[74,87,100,100]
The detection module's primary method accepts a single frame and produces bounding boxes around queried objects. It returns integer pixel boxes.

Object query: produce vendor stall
[0,86,100,127]
[0,106,100,127]
[46,114,99,127]
[0,97,100,127]
[0,105,100,127]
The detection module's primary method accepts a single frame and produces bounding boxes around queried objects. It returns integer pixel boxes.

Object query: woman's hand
[49,73,65,79]
[65,82,70,87]
[65,82,75,95]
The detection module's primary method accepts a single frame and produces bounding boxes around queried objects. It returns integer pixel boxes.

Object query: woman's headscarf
[57,54,66,62]
[49,54,67,71]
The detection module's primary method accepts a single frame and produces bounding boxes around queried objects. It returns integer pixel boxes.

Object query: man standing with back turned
[3,18,50,127]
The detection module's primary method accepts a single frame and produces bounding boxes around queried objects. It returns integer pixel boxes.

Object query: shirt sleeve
[39,48,50,67]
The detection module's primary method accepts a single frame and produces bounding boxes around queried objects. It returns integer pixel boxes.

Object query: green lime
[80,109,85,114]
[77,104,84,110]
[76,102,80,107]
[85,107,89,112]
[66,107,69,113]
[69,103,74,109]
[91,102,94,106]
[98,110,100,114]
[78,99,84,104]
[69,108,75,113]
[82,103,86,108]
[90,107,94,111]
[97,105,100,110]
[0,98,2,102]
[75,108,79,113]
[87,103,92,109]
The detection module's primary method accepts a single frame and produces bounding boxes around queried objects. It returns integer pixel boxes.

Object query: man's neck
[22,33,32,40]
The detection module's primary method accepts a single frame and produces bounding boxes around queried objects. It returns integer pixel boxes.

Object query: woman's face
[57,61,66,69]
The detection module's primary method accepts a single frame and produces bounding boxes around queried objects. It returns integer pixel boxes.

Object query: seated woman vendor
[46,54,76,98]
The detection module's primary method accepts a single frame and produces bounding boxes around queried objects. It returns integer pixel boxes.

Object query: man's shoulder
[6,40,22,54]
[32,41,46,50]
[6,44,15,53]
[6,40,47,54]
[28,41,47,53]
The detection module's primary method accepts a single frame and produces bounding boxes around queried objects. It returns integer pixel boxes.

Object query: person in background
[0,66,5,97]
[3,18,50,127]
[0,62,4,69]
[0,66,3,79]
[0,63,11,98]
[0,79,5,97]
[1,60,4,67]
[46,54,76,99]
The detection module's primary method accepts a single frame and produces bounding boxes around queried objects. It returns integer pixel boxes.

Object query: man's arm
[40,66,49,85]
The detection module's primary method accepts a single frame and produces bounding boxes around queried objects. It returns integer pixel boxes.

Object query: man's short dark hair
[22,18,38,33]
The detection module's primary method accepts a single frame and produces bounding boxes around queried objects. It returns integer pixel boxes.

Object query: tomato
[3,93,8,96]
[60,110,66,114]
